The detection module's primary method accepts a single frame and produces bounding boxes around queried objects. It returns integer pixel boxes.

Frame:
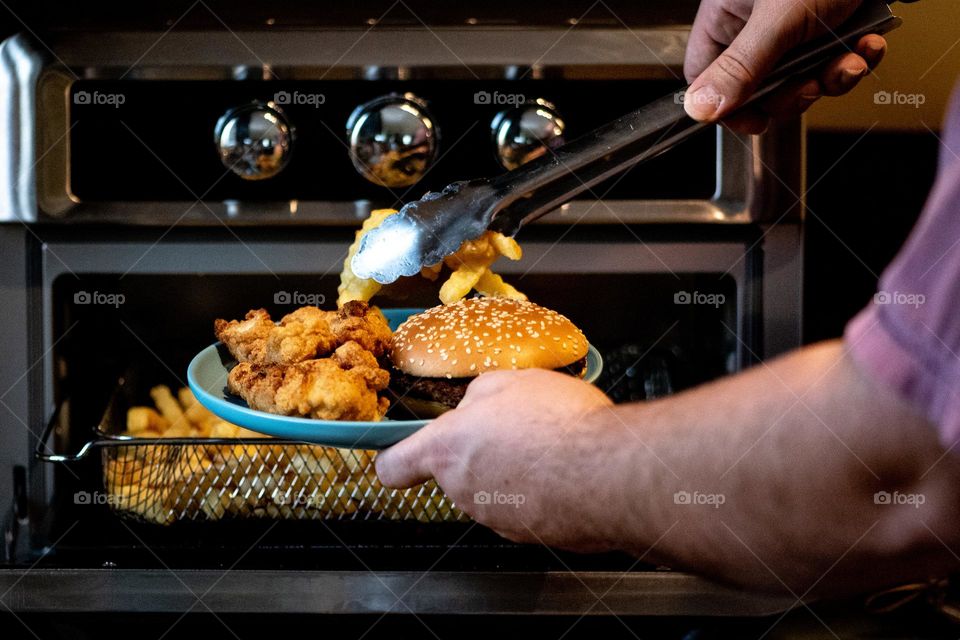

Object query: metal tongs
[352,0,903,284]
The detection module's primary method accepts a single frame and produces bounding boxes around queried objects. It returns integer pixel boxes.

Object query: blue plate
[187,308,603,449]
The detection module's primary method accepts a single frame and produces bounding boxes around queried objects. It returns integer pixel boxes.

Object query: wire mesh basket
[101,440,465,525]
[38,376,468,526]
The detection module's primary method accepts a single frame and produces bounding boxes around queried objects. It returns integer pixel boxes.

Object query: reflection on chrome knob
[215,102,293,180]
[492,99,565,170]
[347,94,438,188]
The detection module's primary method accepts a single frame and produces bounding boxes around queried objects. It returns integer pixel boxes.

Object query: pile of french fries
[104,385,463,525]
[338,208,528,306]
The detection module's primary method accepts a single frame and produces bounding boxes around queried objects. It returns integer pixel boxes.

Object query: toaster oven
[0,0,803,629]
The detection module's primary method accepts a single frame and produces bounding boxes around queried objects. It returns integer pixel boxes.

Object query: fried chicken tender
[213,308,274,364]
[270,306,339,363]
[331,300,393,356]
[214,301,391,365]
[227,342,391,421]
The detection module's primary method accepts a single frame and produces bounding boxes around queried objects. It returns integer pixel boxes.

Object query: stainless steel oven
[0,1,803,631]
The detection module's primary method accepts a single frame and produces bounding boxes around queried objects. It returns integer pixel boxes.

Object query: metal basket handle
[34,401,98,462]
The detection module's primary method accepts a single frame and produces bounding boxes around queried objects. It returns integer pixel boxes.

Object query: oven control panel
[68,79,717,203]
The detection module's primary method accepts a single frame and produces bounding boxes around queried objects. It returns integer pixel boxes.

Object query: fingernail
[798,93,822,110]
[840,66,868,90]
[844,66,868,79]
[684,85,723,121]
[866,40,885,55]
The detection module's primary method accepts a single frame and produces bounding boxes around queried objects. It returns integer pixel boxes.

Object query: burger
[388,296,590,417]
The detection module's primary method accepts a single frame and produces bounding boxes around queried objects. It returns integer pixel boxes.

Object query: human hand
[683,0,887,133]
[375,369,624,551]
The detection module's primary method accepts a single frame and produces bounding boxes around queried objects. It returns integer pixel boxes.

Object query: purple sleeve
[845,83,960,448]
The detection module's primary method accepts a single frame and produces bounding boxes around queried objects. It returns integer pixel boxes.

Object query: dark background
[804,131,936,343]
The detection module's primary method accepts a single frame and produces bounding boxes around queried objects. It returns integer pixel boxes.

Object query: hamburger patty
[388,356,587,409]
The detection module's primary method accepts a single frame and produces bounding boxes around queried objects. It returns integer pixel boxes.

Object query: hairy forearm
[598,340,960,595]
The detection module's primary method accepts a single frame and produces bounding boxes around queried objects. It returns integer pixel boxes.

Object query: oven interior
[32,266,739,571]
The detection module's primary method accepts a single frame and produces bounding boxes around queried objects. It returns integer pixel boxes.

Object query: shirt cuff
[845,306,960,449]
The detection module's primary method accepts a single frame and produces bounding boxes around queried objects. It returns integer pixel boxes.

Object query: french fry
[474,269,528,300]
[490,233,522,260]
[149,385,191,433]
[178,387,217,434]
[160,422,192,438]
[209,421,240,438]
[338,208,526,306]
[177,387,195,409]
[439,264,485,305]
[337,208,395,306]
[126,407,168,434]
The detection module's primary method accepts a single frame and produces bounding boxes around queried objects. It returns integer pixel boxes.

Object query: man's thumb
[684,13,794,122]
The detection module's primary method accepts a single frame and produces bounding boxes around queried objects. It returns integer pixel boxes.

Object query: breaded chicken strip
[212,309,274,364]
[270,306,339,364]
[331,300,393,356]
[214,301,391,365]
[227,342,391,421]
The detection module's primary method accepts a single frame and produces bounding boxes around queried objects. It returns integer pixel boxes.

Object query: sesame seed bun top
[390,297,589,378]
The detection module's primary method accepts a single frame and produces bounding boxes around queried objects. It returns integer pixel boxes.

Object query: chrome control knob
[215,101,293,180]
[491,99,565,170]
[347,94,438,188]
